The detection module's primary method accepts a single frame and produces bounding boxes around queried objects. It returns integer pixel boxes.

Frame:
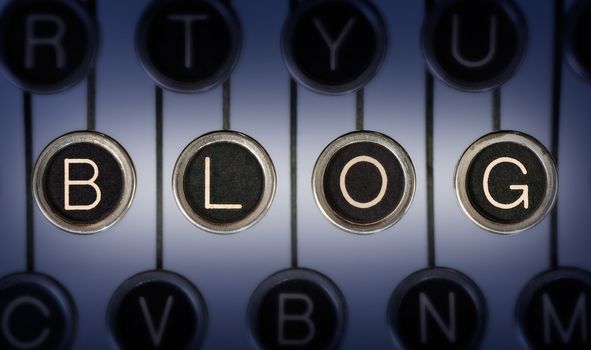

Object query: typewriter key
[33,131,136,234]
[0,0,98,93]
[388,267,486,350]
[136,0,241,92]
[422,0,526,91]
[455,131,557,234]
[282,0,386,94]
[313,131,415,234]
[108,270,207,350]
[0,273,75,350]
[248,269,346,350]
[173,131,276,234]
[565,0,591,82]
[517,268,591,350]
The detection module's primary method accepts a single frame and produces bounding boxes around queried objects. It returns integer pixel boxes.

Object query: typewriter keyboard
[0,0,590,349]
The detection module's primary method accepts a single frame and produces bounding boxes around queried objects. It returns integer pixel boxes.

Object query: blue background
[0,0,590,349]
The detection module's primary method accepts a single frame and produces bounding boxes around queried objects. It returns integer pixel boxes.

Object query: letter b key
[33,132,136,234]
[249,269,347,350]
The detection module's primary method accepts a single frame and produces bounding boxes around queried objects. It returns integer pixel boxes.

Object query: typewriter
[0,0,589,349]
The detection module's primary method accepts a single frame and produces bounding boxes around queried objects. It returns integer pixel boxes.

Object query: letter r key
[0,0,98,93]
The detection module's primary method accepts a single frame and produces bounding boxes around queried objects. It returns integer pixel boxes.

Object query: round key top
[136,0,241,92]
[0,273,75,350]
[422,0,527,91]
[564,0,591,81]
[517,268,591,350]
[455,131,557,234]
[33,131,136,234]
[388,267,486,350]
[282,0,387,94]
[108,270,207,350]
[0,0,98,93]
[248,269,346,350]
[173,131,276,234]
[313,131,415,233]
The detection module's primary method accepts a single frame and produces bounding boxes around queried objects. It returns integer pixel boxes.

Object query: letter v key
[139,296,174,347]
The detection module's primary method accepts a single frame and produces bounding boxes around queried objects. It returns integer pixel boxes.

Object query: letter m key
[543,293,589,345]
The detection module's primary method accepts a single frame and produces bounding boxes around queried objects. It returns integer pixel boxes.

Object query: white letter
[313,17,356,71]
[204,156,242,210]
[482,157,529,210]
[419,292,457,344]
[339,155,388,209]
[139,296,174,347]
[26,15,66,70]
[543,293,588,344]
[452,14,497,68]
[64,159,102,211]
[168,14,208,69]
[278,293,316,346]
[2,296,50,349]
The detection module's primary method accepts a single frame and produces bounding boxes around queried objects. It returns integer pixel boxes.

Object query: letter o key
[313,131,415,234]
[339,156,388,209]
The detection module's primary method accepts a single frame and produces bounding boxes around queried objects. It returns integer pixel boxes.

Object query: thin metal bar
[290,80,298,268]
[425,0,436,268]
[425,73,435,268]
[550,0,564,269]
[289,0,299,268]
[86,0,96,131]
[223,80,231,130]
[492,88,501,131]
[24,93,35,272]
[156,87,164,269]
[356,89,364,131]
